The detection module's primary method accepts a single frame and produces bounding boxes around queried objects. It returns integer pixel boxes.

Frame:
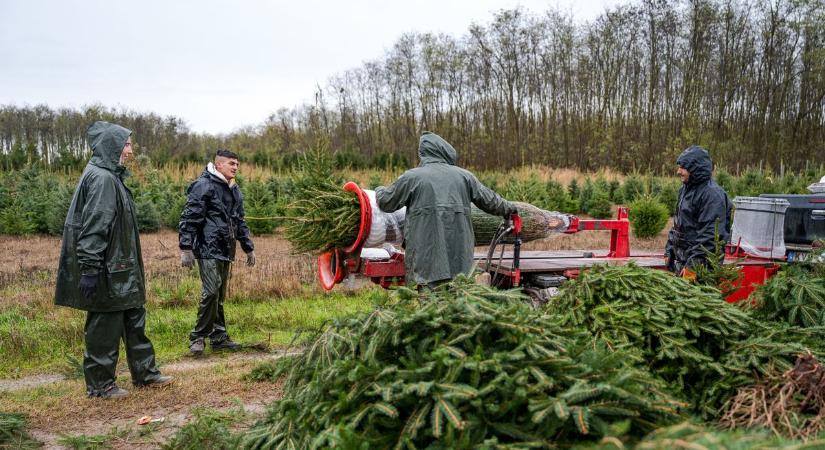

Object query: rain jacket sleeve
[235,194,254,253]
[685,189,728,268]
[375,173,412,213]
[77,174,118,275]
[468,174,517,217]
[179,180,209,250]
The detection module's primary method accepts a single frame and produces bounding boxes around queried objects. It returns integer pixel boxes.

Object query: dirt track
[2,350,295,449]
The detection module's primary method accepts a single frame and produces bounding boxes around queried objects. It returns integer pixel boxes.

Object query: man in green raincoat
[55,121,172,399]
[376,132,516,288]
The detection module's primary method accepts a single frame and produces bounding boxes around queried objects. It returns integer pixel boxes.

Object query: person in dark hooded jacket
[179,149,255,354]
[375,132,517,288]
[55,121,172,399]
[665,145,732,275]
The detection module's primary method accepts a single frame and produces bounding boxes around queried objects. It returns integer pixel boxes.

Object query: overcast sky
[1,0,623,135]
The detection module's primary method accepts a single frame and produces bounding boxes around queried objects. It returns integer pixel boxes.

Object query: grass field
[0,231,379,379]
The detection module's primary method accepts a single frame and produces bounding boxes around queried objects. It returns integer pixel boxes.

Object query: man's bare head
[214,149,239,181]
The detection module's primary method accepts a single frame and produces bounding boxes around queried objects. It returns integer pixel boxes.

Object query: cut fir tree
[282,181,568,254]
[281,179,361,254]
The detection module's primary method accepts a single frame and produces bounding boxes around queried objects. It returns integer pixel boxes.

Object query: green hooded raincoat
[376,132,516,285]
[54,122,146,312]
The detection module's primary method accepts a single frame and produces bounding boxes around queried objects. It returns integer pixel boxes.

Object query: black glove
[664,248,676,273]
[181,249,195,268]
[79,273,98,300]
[505,205,518,219]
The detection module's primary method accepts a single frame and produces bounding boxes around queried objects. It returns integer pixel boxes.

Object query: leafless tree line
[310,0,825,172]
[1,0,823,173]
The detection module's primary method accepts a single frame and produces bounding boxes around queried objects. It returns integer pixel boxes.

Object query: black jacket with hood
[178,163,254,261]
[665,146,732,272]
[55,121,146,312]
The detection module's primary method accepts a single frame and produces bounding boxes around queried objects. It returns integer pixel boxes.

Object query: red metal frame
[724,263,780,303]
[361,253,406,288]
[576,207,630,258]
[317,248,344,290]
[722,245,781,303]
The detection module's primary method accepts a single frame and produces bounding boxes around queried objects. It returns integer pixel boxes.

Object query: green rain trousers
[84,306,161,396]
[189,259,231,344]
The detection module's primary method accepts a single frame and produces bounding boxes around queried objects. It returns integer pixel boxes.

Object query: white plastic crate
[731,196,790,258]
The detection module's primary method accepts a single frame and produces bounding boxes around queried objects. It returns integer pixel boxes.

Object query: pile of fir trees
[241,277,681,449]
[547,263,825,417]
[242,263,825,448]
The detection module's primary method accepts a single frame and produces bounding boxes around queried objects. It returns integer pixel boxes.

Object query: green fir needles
[241,277,680,449]
[548,263,825,417]
[281,179,361,254]
[0,412,39,449]
[750,264,825,328]
[549,263,754,380]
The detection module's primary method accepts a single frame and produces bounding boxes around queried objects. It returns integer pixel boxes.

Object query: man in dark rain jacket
[179,149,255,355]
[376,132,517,288]
[55,121,172,399]
[665,145,732,276]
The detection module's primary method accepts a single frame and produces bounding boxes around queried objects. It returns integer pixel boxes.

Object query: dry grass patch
[0,231,319,311]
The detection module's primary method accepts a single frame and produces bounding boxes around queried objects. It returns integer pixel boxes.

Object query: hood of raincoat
[676,146,712,187]
[87,121,131,172]
[418,131,457,166]
[207,162,232,185]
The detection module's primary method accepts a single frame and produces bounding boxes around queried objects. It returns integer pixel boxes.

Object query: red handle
[318,249,345,290]
[512,213,522,234]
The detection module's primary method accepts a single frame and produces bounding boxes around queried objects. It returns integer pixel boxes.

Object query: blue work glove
[79,273,98,300]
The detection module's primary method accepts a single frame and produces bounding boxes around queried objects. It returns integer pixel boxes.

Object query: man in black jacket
[179,149,255,354]
[665,146,732,276]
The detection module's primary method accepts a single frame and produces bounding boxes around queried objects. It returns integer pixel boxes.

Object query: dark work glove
[664,248,676,273]
[246,251,256,267]
[79,273,98,300]
[505,204,518,218]
[181,249,195,269]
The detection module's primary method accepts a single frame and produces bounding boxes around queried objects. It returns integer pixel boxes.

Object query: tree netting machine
[317,182,792,303]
